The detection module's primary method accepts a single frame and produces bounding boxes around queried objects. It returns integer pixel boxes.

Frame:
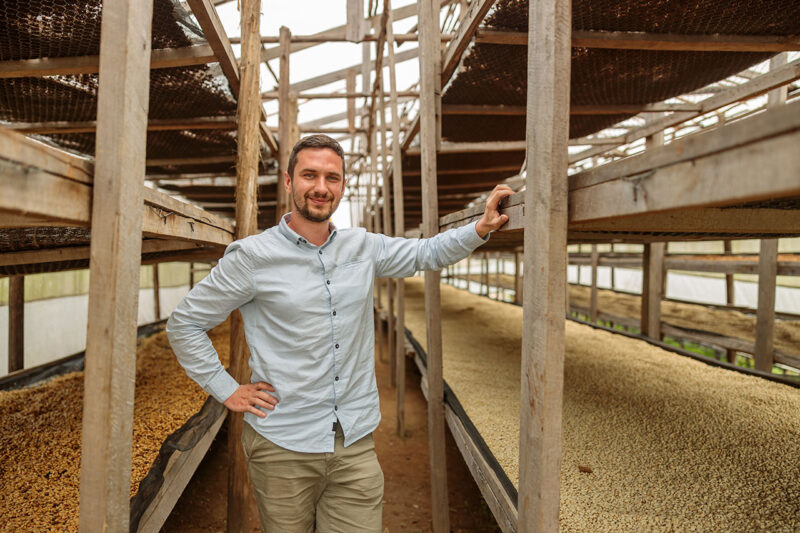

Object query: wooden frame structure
[4,0,800,531]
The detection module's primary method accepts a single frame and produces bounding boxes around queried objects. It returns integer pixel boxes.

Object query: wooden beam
[0,240,204,268]
[474,28,800,52]
[519,0,570,530]
[262,90,418,99]
[146,155,237,167]
[0,44,216,78]
[589,245,598,321]
[185,0,278,155]
[346,0,366,42]
[441,0,497,84]
[152,263,161,320]
[78,0,153,530]
[277,26,291,224]
[8,276,24,373]
[569,101,800,223]
[8,116,238,134]
[228,1,261,529]
[386,0,408,438]
[419,0,449,530]
[441,103,702,115]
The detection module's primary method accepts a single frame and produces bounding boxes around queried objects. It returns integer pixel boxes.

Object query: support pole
[78,0,152,529]
[228,0,261,530]
[513,252,521,304]
[754,53,786,373]
[8,275,24,373]
[152,263,161,321]
[590,244,599,322]
[723,240,736,363]
[277,26,291,223]
[640,121,665,339]
[518,0,571,529]
[189,262,196,289]
[378,58,395,387]
[495,253,502,301]
[419,0,449,529]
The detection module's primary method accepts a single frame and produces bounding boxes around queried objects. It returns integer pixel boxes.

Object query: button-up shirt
[166,214,488,452]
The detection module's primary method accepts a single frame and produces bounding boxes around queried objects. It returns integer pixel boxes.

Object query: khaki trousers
[242,421,384,533]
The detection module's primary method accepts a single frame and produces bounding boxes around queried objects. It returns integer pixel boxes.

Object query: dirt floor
[163,344,501,532]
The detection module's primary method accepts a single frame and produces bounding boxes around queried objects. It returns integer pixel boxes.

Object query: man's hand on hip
[223,381,279,418]
[476,185,515,238]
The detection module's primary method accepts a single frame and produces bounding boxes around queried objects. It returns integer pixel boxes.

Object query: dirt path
[163,346,500,532]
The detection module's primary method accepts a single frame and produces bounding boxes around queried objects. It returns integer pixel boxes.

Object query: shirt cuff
[467,220,491,245]
[205,369,240,404]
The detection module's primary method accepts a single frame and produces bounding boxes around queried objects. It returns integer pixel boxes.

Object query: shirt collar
[278,213,338,248]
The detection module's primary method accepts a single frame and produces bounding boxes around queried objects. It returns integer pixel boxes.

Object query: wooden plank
[571,30,800,52]
[640,243,665,338]
[346,69,357,132]
[8,116,238,134]
[8,276,24,373]
[261,90,419,99]
[0,44,216,78]
[441,103,701,115]
[513,252,521,304]
[518,0,570,530]
[475,28,800,51]
[346,0,366,42]
[152,264,161,320]
[444,406,518,533]
[589,245,598,321]
[569,105,800,224]
[441,0,497,84]
[386,0,408,436]
[277,26,292,224]
[227,2,261,530]
[418,0,449,529]
[136,409,227,533]
[78,0,152,530]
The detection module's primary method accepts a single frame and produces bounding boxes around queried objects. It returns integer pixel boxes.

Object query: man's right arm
[166,243,256,404]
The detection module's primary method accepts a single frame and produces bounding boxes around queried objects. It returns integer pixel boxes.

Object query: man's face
[285,147,346,223]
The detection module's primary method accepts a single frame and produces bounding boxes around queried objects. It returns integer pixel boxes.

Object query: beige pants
[242,421,384,533]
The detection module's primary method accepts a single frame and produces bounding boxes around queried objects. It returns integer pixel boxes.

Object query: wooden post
[754,54,787,372]
[466,254,472,290]
[277,25,291,224]
[387,0,407,430]
[189,262,196,289]
[513,252,521,304]
[723,240,736,363]
[78,0,152,529]
[378,61,396,387]
[346,0,366,42]
[640,119,665,339]
[518,0,571,529]
[610,243,616,290]
[495,253,502,301]
[8,275,24,372]
[419,0,449,529]
[346,69,357,133]
[152,263,161,321]
[482,251,488,295]
[590,244,599,322]
[227,1,262,530]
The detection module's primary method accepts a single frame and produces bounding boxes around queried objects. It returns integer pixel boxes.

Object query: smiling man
[167,135,512,533]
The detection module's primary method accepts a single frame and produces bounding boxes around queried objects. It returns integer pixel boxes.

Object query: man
[167,134,512,532]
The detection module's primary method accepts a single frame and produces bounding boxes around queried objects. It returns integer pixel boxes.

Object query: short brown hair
[287,135,346,179]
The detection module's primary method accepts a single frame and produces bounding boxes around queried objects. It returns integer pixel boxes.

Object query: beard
[292,187,341,223]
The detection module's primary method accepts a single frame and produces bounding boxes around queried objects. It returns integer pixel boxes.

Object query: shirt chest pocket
[332,260,373,304]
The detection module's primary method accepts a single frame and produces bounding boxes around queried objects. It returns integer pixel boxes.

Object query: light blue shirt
[167,214,488,453]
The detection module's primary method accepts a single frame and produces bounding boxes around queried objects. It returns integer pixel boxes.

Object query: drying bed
[402,277,800,531]
[0,320,230,531]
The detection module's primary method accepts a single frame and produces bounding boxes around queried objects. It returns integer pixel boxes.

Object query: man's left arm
[375,184,514,278]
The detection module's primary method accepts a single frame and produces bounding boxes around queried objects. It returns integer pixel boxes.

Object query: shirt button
[335,376,339,381]
[319,250,323,255]
[326,280,330,285]
[334,405,338,411]
[332,310,337,316]
[335,343,339,349]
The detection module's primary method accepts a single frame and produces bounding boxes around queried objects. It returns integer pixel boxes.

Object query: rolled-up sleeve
[166,243,256,403]
[374,221,488,278]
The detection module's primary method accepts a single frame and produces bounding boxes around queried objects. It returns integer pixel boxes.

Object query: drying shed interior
[2,0,800,531]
